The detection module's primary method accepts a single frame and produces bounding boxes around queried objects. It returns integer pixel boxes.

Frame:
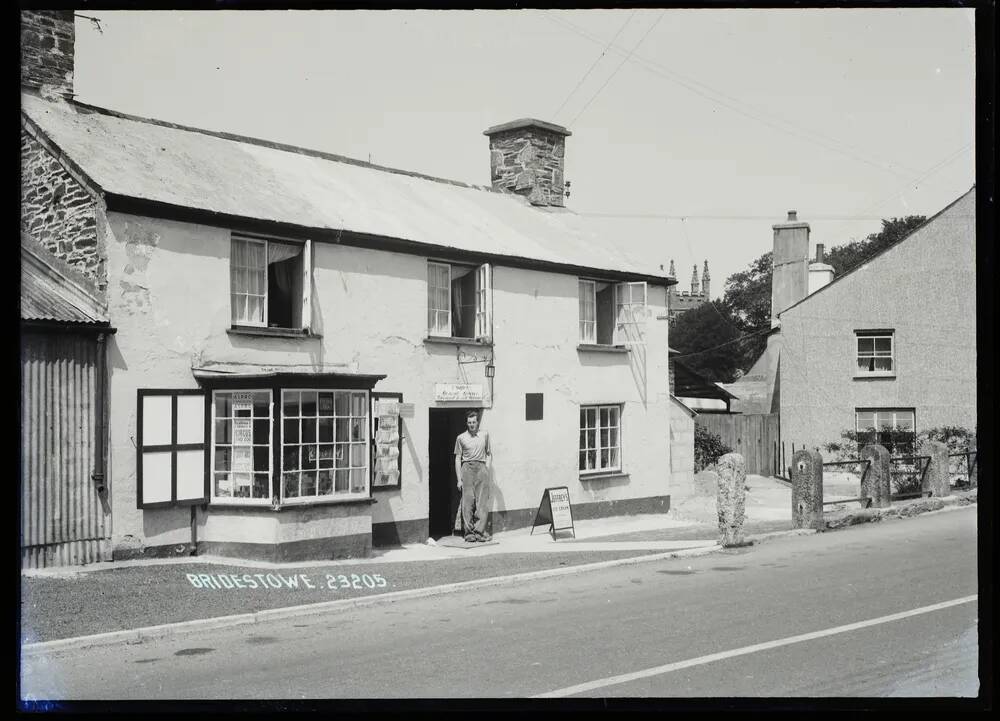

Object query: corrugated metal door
[21,331,110,568]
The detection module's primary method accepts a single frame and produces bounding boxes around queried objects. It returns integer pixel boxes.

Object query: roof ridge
[777,185,975,317]
[52,93,502,194]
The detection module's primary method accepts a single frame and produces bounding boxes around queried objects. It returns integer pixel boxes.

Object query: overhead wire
[544,12,925,180]
[552,11,636,122]
[568,11,665,127]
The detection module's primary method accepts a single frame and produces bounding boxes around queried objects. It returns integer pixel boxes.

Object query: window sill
[423,336,493,347]
[209,496,377,510]
[853,373,896,380]
[577,344,628,354]
[371,484,401,492]
[228,326,321,339]
[579,471,629,481]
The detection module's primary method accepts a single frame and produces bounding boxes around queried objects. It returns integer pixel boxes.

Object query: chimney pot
[816,243,825,263]
[787,211,798,221]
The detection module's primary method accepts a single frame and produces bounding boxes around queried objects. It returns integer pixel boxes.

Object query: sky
[72,8,976,297]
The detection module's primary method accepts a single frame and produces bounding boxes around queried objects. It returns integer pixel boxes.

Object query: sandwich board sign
[530,486,576,539]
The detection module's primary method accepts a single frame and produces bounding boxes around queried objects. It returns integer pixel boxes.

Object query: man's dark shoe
[464,534,478,543]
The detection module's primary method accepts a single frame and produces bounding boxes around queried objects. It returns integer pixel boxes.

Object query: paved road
[21,507,979,700]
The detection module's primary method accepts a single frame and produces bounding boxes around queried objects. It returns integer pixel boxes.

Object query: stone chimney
[771,210,810,327]
[484,119,571,207]
[21,10,75,99]
[808,242,835,295]
[701,260,711,299]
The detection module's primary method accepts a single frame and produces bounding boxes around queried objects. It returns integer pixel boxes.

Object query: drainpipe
[91,330,111,515]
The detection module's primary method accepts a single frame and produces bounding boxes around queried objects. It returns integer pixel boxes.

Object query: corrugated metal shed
[20,233,108,326]
[21,93,670,280]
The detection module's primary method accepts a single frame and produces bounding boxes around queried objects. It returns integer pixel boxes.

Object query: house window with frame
[231,234,312,331]
[579,404,622,473]
[281,390,369,501]
[578,279,646,345]
[855,330,894,375]
[427,261,492,340]
[212,390,273,502]
[856,408,915,455]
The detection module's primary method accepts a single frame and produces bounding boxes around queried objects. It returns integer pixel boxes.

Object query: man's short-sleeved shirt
[454,430,491,463]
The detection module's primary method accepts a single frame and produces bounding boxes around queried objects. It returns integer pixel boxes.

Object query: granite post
[919,439,950,497]
[859,444,891,509]
[791,449,824,530]
[716,453,747,547]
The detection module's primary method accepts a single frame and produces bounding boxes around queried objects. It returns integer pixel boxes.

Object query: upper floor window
[578,280,646,345]
[231,234,312,331]
[855,330,894,375]
[427,261,492,341]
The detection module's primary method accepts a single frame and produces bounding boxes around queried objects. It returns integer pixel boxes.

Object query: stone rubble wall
[21,129,102,284]
[21,10,75,96]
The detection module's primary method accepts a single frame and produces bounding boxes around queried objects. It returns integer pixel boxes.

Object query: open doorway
[428,408,472,539]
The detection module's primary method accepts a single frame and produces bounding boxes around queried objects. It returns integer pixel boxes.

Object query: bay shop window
[136,385,402,509]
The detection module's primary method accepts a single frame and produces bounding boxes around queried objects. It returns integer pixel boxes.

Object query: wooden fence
[695,412,779,476]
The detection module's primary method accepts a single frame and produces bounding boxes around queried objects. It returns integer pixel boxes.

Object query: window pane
[318,417,333,443]
[302,418,316,444]
[253,395,269,417]
[609,407,620,426]
[350,468,366,492]
[215,394,232,418]
[586,429,596,449]
[335,469,350,492]
[283,472,300,498]
[579,409,586,428]
[857,357,874,373]
[352,393,367,417]
[318,469,333,495]
[215,420,230,443]
[214,446,230,471]
[253,474,269,499]
[284,419,299,444]
[579,452,586,470]
[282,446,298,470]
[609,447,620,468]
[318,444,334,468]
[600,408,610,427]
[335,392,350,416]
[601,448,609,468]
[579,430,586,450]
[874,337,892,352]
[318,392,334,414]
[283,391,300,418]
[877,412,894,429]
[335,418,350,442]
[302,471,317,496]
[215,473,232,497]
[350,443,366,467]
[253,446,269,471]
[897,412,914,429]
[253,419,269,444]
[587,449,597,470]
[301,391,318,417]
[335,445,349,469]
[874,357,892,371]
[857,337,874,353]
[609,425,618,447]
[601,428,609,447]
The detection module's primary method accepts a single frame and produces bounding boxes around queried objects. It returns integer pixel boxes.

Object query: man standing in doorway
[454,409,492,542]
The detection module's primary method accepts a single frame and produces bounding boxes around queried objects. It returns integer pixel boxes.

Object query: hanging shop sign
[435,383,484,402]
[530,486,576,539]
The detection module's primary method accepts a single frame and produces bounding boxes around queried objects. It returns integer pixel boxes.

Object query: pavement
[19,475,977,652]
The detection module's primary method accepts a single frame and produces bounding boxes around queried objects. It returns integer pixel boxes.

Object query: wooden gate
[695,412,779,476]
[21,331,110,568]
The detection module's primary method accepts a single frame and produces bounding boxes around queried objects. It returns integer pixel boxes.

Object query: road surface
[21,506,979,699]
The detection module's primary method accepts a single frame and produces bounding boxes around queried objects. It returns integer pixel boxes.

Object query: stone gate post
[791,449,824,530]
[716,453,747,547]
[859,444,891,508]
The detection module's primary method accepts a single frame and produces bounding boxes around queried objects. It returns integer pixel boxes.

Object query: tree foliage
[824,216,926,277]
[669,301,743,382]
[720,250,772,371]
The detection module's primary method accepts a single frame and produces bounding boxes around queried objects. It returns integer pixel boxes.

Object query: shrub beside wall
[695,424,732,472]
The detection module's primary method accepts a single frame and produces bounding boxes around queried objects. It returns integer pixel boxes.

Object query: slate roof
[21,92,673,281]
[20,233,109,326]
